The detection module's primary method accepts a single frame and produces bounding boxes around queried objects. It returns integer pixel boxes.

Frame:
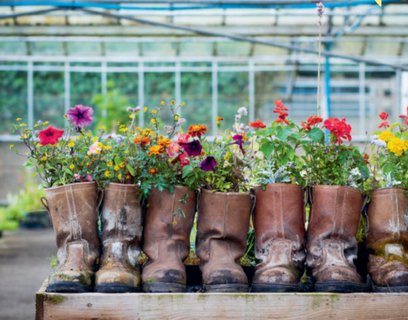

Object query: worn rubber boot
[307,185,366,292]
[367,188,408,292]
[95,183,142,293]
[142,186,196,292]
[197,189,251,292]
[44,182,99,293]
[252,184,306,292]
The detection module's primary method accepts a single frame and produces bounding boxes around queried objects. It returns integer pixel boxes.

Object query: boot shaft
[254,183,305,246]
[45,182,99,256]
[367,188,408,251]
[308,185,363,242]
[197,189,251,262]
[101,183,142,242]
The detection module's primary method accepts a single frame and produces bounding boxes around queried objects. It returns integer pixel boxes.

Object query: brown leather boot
[142,186,196,292]
[197,189,251,292]
[367,188,408,292]
[44,182,99,292]
[95,183,142,293]
[252,183,306,292]
[306,185,366,292]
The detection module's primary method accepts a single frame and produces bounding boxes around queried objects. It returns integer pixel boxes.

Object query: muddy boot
[197,189,251,292]
[44,182,99,293]
[307,185,366,292]
[95,183,142,293]
[252,184,306,292]
[367,188,408,292]
[142,186,196,292]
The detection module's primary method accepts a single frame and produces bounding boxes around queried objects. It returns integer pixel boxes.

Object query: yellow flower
[160,100,165,106]
[104,171,111,178]
[114,165,120,171]
[142,128,152,137]
[107,160,113,167]
[387,137,408,156]
[144,107,148,112]
[16,118,22,122]
[68,140,75,148]
[181,102,186,107]
[224,152,231,161]
[171,100,175,106]
[158,137,171,147]
[21,134,29,140]
[34,124,39,128]
[174,115,179,121]
[119,126,128,133]
[149,168,158,175]
[41,155,47,161]
[118,173,122,180]
[151,109,157,115]
[119,162,125,169]
[378,131,394,142]
[148,145,164,156]
[129,113,135,120]
[43,121,49,125]
[19,123,27,127]
[103,145,112,151]
[69,164,75,170]
[9,144,14,150]
[151,118,157,125]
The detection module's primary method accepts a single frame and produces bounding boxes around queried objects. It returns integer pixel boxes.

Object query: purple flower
[180,140,202,157]
[317,2,325,17]
[232,134,246,154]
[67,105,93,128]
[199,156,217,172]
[127,106,141,113]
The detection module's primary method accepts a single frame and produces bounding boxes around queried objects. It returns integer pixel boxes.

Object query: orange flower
[188,124,207,138]
[148,168,158,175]
[148,145,164,156]
[158,137,171,147]
[134,136,151,146]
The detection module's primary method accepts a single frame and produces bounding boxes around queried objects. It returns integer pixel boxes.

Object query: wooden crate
[36,280,408,320]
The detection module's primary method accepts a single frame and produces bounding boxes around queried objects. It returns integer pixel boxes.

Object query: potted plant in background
[14,105,100,293]
[94,106,144,293]
[248,100,307,292]
[300,115,369,292]
[366,109,408,292]
[195,107,252,293]
[139,101,201,293]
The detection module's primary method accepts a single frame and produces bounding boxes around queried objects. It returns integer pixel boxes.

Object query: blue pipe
[0,0,402,11]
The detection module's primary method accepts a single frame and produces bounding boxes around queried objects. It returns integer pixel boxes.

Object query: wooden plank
[36,288,408,320]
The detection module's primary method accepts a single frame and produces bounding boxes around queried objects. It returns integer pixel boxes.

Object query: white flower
[371,137,386,147]
[237,107,248,116]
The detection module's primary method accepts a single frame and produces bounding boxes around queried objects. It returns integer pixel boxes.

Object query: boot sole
[204,283,249,292]
[373,285,408,293]
[314,281,369,293]
[95,283,141,293]
[46,282,92,293]
[143,282,185,293]
[251,283,301,293]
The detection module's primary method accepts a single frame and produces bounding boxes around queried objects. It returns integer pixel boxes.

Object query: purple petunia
[232,134,246,154]
[67,105,93,128]
[180,139,202,157]
[199,156,217,172]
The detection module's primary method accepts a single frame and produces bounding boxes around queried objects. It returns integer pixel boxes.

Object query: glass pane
[181,72,212,130]
[0,41,26,55]
[144,72,175,124]
[31,42,64,56]
[0,71,27,134]
[218,72,249,130]
[33,71,64,128]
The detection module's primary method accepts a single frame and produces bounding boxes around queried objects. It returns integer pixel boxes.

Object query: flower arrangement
[248,100,306,188]
[13,105,100,187]
[368,108,408,189]
[299,114,369,190]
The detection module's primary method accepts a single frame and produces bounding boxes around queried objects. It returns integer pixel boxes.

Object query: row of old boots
[44,182,408,293]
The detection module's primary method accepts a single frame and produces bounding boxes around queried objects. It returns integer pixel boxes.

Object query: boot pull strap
[40,197,49,211]
[97,190,105,209]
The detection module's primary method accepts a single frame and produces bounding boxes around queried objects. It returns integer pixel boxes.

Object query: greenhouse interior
[0,1,407,319]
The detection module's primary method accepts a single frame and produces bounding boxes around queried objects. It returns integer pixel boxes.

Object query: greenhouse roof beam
[0,6,63,20]
[79,7,408,71]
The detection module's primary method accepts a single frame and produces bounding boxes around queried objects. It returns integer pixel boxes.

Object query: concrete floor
[0,229,56,320]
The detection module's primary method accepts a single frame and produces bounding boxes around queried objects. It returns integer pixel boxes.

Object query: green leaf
[126,164,135,176]
[182,165,193,178]
[260,141,274,158]
[277,126,292,140]
[307,128,325,143]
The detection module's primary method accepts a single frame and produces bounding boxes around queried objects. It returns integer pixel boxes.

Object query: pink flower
[177,133,191,144]
[74,174,81,181]
[87,141,102,155]
[67,105,93,128]
[399,106,408,126]
[167,142,181,157]
[38,126,64,146]
[179,153,190,167]
[86,175,93,181]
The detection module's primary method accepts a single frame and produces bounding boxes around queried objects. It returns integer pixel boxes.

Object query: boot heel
[46,282,92,293]
[251,283,300,293]
[204,283,249,292]
[95,283,140,293]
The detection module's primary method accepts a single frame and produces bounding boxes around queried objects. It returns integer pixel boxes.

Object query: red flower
[363,153,369,165]
[301,115,323,131]
[177,133,191,144]
[322,117,352,144]
[38,126,64,146]
[378,121,389,129]
[379,112,389,121]
[188,124,207,138]
[179,153,190,167]
[399,106,408,126]
[249,119,266,129]
[273,100,289,125]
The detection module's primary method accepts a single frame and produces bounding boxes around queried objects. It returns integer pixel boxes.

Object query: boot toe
[96,266,141,288]
[253,266,298,285]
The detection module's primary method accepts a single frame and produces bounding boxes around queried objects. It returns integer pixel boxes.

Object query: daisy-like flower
[199,156,217,172]
[188,124,207,138]
[87,141,103,155]
[38,126,64,146]
[67,105,93,128]
[148,145,164,156]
